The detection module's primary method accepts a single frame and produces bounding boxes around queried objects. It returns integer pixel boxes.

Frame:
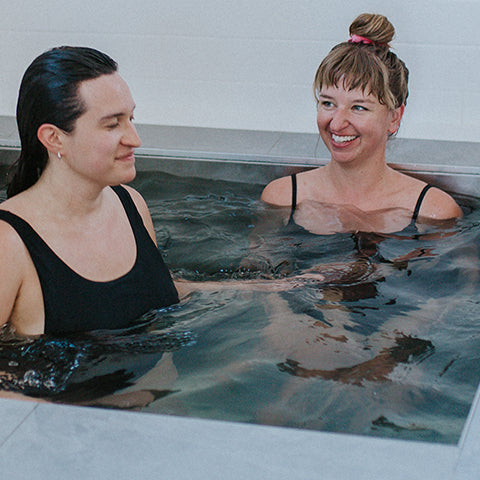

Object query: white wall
[0,0,478,142]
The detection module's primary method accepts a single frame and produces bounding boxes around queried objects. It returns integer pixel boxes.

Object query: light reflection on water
[1,169,480,444]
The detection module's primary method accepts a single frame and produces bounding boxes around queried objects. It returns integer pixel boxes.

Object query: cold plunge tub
[0,116,479,479]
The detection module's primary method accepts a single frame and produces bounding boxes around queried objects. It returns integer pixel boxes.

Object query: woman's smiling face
[316,84,403,167]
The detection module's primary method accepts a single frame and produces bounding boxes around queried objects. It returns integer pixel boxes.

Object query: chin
[330,153,356,164]
[117,165,137,185]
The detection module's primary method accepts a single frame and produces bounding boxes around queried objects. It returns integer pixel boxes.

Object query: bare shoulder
[0,217,32,278]
[261,175,293,206]
[0,214,26,253]
[420,186,463,220]
[121,184,149,213]
[120,184,156,241]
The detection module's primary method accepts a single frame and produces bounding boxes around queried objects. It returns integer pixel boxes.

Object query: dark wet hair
[314,13,409,110]
[7,46,118,197]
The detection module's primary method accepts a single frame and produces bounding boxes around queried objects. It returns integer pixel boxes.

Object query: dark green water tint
[1,168,480,444]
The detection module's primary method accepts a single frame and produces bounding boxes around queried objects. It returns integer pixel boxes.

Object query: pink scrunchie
[348,34,380,46]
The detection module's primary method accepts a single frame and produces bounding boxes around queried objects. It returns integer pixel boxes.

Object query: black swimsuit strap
[288,173,297,224]
[287,175,432,227]
[412,184,433,223]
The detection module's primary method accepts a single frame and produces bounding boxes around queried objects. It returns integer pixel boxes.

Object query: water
[1,168,480,444]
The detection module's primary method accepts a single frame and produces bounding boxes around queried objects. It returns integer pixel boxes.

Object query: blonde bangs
[313,44,397,110]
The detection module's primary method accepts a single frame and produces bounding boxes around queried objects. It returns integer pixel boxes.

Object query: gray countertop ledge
[1,115,479,174]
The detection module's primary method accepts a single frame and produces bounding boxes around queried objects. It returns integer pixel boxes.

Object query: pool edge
[0,398,461,479]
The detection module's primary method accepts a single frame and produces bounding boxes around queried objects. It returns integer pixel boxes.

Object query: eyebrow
[99,113,127,122]
[319,94,376,105]
[99,105,136,122]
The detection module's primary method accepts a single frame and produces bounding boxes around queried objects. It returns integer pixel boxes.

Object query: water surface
[1,169,479,444]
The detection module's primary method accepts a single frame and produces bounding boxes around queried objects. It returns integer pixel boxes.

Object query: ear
[388,104,405,135]
[37,124,65,155]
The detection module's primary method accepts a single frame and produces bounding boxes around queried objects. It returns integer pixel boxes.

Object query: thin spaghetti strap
[412,184,433,223]
[288,173,297,224]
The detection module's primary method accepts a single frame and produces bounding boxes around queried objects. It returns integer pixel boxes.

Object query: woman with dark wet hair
[0,46,179,336]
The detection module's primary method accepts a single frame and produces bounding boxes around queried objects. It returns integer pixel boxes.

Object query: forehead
[77,73,134,115]
[320,83,378,102]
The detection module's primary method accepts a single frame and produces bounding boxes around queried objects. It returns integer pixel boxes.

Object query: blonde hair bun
[313,12,408,109]
[349,13,395,48]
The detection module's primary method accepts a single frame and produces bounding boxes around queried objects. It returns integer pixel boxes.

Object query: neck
[30,162,107,219]
[324,157,393,205]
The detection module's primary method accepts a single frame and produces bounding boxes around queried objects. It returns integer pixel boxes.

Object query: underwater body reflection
[1,169,479,444]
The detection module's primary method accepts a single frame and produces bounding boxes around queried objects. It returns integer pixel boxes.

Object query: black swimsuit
[288,173,432,227]
[0,185,179,335]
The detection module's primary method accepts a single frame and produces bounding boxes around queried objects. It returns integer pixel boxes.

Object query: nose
[122,121,142,148]
[330,107,349,132]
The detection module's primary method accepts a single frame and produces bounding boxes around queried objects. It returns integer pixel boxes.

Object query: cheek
[90,135,119,157]
[316,113,333,146]
[316,110,327,131]
[71,138,116,170]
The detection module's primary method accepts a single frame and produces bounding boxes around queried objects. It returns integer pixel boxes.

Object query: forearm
[173,273,325,298]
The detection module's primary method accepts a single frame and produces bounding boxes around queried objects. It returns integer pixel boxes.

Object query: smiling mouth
[116,152,136,161]
[331,134,358,143]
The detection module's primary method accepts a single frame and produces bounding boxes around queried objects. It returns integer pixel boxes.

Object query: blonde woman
[262,13,462,234]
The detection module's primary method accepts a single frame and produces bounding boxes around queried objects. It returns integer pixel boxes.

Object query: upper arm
[122,185,157,243]
[419,187,463,220]
[261,176,292,206]
[0,221,27,328]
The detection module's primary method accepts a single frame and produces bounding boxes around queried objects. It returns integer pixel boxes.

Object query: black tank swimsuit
[0,185,179,335]
[288,173,432,227]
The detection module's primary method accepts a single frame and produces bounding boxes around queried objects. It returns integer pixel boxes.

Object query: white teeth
[332,134,357,143]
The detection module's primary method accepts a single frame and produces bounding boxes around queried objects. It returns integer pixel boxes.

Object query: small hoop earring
[57,152,62,159]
